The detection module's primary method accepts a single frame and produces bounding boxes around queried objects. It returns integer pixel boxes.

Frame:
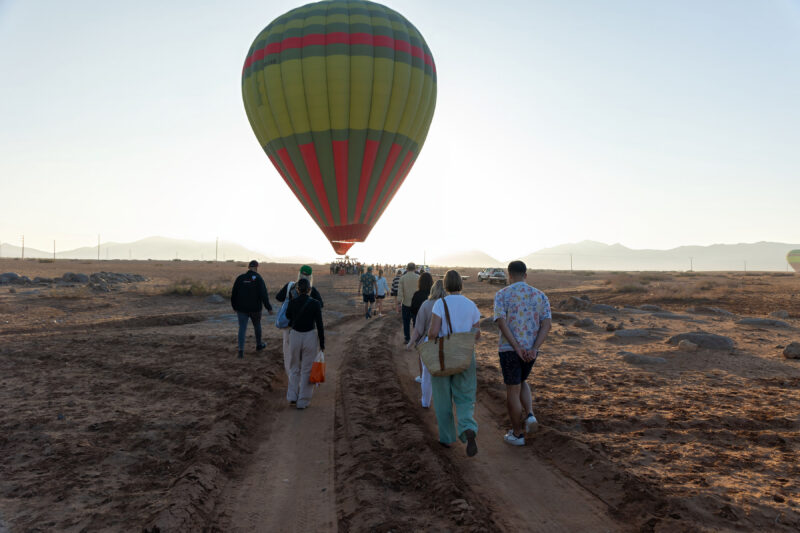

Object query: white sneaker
[503,430,525,446]
[525,414,539,433]
[414,375,422,383]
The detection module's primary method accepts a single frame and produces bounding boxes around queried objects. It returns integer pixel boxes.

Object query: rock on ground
[0,272,20,284]
[62,273,89,283]
[551,312,578,321]
[560,296,591,311]
[770,310,790,319]
[638,304,663,312]
[784,342,800,359]
[591,304,618,314]
[736,318,791,328]
[668,332,735,351]
[612,329,652,338]
[574,318,594,328]
[206,294,226,304]
[619,352,667,365]
[687,306,735,318]
[678,340,698,352]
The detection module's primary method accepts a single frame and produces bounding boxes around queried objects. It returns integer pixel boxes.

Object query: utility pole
[744,260,747,272]
[97,234,100,261]
[21,235,24,260]
[215,237,219,262]
[570,253,573,272]
[689,257,693,272]
[53,240,56,261]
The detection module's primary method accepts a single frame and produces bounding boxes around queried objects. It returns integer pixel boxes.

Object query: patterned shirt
[493,281,551,352]
[360,273,376,295]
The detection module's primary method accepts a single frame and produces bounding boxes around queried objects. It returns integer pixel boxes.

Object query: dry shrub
[616,284,647,294]
[164,280,231,297]
[637,273,670,283]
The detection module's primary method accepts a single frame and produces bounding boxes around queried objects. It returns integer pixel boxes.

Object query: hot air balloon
[788,250,800,273]
[242,0,437,255]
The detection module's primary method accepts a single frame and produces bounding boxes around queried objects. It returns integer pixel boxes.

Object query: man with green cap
[276,265,323,376]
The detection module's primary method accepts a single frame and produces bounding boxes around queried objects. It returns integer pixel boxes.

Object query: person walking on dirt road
[397,263,420,344]
[406,278,445,408]
[277,266,323,378]
[375,269,389,316]
[427,270,481,456]
[231,260,273,359]
[285,278,325,409]
[493,260,552,446]
[360,266,378,319]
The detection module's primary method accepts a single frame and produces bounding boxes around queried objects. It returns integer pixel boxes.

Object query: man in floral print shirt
[493,260,552,447]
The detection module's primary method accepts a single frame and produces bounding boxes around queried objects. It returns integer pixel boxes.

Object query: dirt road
[211,275,625,532]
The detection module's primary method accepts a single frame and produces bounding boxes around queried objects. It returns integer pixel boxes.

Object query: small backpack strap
[441,296,454,339]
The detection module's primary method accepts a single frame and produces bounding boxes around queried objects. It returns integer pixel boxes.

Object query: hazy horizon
[2,0,799,261]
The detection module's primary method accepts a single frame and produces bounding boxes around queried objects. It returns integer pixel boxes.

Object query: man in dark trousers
[231,260,272,358]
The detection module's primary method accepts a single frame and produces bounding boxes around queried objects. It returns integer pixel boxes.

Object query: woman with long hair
[407,279,445,408]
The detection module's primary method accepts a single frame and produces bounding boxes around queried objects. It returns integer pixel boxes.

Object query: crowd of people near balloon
[230,259,552,456]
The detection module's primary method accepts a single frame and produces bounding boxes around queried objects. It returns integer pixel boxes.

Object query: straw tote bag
[416,297,475,377]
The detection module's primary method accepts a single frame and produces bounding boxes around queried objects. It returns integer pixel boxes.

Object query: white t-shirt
[431,295,481,336]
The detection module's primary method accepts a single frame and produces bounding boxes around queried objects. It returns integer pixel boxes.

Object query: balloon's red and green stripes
[242,0,437,254]
[788,250,800,273]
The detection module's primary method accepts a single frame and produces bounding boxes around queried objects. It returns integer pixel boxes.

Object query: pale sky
[1,0,799,263]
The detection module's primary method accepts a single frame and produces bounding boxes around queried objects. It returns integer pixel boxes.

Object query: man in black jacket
[231,260,272,358]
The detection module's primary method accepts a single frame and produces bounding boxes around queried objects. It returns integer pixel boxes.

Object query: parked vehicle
[478,268,507,284]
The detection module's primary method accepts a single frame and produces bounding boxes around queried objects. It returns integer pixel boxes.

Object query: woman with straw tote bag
[420,270,481,456]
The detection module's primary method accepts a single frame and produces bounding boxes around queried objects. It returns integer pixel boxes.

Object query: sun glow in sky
[1,0,799,263]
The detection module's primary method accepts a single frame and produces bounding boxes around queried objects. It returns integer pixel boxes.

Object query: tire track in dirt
[335,317,501,531]
[390,328,628,532]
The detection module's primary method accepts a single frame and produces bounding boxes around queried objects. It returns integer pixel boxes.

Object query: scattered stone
[574,318,595,328]
[32,277,54,284]
[605,323,616,332]
[62,272,89,283]
[620,352,667,365]
[638,304,663,312]
[206,294,226,304]
[770,310,790,319]
[737,318,791,328]
[651,312,692,320]
[9,288,16,294]
[551,312,578,320]
[591,304,618,314]
[564,330,582,337]
[667,332,735,351]
[678,340,698,352]
[613,329,652,338]
[784,342,800,359]
[0,272,20,284]
[687,306,735,318]
[564,338,582,345]
[561,296,591,311]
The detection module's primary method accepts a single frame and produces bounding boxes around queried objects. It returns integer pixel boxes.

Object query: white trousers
[420,358,432,408]
[287,329,319,408]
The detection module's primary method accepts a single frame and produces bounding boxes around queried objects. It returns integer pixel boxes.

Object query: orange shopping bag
[309,351,325,384]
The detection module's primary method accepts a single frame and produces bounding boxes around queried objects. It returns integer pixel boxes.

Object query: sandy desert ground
[1,259,799,532]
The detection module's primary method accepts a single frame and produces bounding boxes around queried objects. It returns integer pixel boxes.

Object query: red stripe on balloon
[332,140,349,225]
[363,143,403,223]
[354,139,379,222]
[243,32,435,73]
[299,143,334,227]
[368,149,415,226]
[276,148,324,226]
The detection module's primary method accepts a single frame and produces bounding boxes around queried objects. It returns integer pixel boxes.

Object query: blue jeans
[402,305,414,342]
[237,311,262,351]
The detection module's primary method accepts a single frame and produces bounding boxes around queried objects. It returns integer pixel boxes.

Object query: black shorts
[499,351,536,385]
[362,294,376,303]
[376,294,386,300]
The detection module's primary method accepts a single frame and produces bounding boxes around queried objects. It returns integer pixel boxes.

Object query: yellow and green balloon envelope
[788,250,800,273]
[242,0,437,255]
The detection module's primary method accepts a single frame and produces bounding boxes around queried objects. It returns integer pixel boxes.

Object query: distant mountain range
[0,236,315,264]
[433,240,800,271]
[1,237,797,271]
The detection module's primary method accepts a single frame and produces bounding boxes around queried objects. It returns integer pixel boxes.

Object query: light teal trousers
[430,353,478,444]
